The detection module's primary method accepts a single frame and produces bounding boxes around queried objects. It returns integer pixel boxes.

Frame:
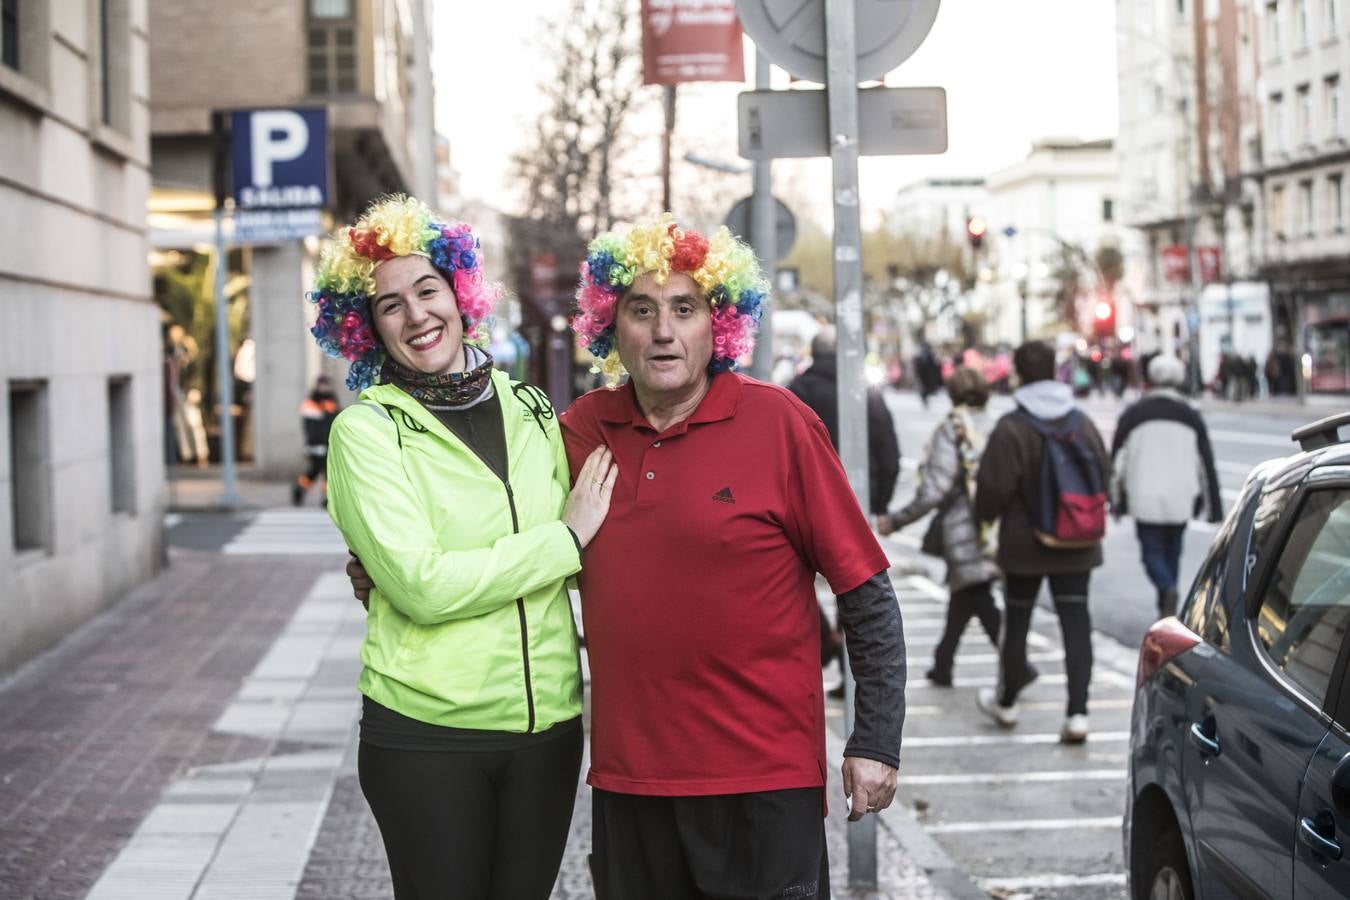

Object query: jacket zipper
[431,399,537,734]
[503,480,536,733]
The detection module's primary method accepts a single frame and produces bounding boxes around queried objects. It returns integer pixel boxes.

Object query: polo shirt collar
[599,372,742,433]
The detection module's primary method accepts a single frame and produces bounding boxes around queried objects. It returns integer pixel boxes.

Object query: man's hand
[346,553,373,610]
[842,756,897,822]
[875,514,894,536]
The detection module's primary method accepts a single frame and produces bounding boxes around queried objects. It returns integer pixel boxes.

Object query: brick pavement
[1,528,954,900]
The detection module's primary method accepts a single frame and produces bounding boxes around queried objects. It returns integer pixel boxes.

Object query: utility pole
[210,111,242,508]
[661,86,677,212]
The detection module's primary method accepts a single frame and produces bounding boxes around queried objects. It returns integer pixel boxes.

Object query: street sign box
[230,108,329,210]
[738,86,946,159]
[735,0,941,84]
[233,208,325,245]
[724,195,798,260]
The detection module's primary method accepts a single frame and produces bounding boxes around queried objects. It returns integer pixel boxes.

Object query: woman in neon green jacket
[309,195,616,900]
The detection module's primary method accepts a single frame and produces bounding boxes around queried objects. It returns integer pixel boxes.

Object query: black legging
[931,580,1001,674]
[1000,572,1093,716]
[358,728,583,900]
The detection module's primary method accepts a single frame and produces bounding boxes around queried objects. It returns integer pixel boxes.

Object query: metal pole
[210,110,242,508]
[749,50,776,381]
[825,0,874,885]
[212,206,242,507]
[661,85,676,212]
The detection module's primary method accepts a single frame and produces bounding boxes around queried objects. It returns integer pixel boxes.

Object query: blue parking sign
[231,108,329,210]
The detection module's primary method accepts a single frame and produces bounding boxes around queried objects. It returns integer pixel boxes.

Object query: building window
[1103,197,1115,222]
[1328,75,1343,137]
[1328,0,1341,34]
[8,380,51,553]
[1331,173,1345,231]
[93,0,131,132]
[1273,184,1288,237]
[1300,179,1315,234]
[1271,93,1286,151]
[1268,1,1282,54]
[1298,83,1314,144]
[1296,0,1311,45]
[1,0,16,70]
[108,377,135,515]
[307,0,356,94]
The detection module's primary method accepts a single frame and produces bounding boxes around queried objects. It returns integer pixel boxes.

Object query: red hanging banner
[640,0,745,86]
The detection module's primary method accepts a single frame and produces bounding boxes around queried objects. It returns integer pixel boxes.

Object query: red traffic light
[1094,299,1113,321]
[966,215,987,250]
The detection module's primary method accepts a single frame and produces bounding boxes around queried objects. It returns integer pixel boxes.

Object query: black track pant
[1000,571,1093,716]
[931,580,1001,675]
[358,729,583,900]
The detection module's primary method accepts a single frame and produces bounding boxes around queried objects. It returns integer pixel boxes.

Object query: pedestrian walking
[1110,355,1223,618]
[879,367,1000,686]
[789,324,901,695]
[564,214,907,898]
[309,195,618,900]
[291,374,339,506]
[914,340,942,408]
[974,340,1110,744]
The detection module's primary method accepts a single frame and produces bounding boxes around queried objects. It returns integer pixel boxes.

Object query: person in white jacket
[1110,355,1223,618]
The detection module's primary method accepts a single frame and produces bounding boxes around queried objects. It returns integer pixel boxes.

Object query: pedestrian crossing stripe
[223,509,348,556]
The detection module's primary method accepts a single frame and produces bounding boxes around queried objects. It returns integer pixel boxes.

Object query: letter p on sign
[250,111,309,188]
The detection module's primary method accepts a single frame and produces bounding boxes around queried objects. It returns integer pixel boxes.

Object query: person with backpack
[878,367,999,686]
[973,340,1110,744]
[1110,355,1223,618]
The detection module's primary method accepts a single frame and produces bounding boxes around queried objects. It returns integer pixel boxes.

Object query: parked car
[1127,412,1350,899]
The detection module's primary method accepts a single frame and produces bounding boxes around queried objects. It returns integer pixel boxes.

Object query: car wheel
[1139,826,1194,900]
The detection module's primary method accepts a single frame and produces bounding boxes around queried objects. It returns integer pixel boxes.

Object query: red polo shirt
[560,373,889,796]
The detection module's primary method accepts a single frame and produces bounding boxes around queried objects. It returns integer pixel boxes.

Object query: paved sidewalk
[0,525,955,899]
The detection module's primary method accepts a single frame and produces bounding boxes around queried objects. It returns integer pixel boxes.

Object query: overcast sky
[432,0,1120,222]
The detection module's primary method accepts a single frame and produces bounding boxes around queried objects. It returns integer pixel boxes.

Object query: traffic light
[1093,295,1116,338]
[966,215,987,251]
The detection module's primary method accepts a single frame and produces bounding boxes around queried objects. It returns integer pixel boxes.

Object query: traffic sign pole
[749,49,776,382]
[825,0,876,885]
[210,111,242,508]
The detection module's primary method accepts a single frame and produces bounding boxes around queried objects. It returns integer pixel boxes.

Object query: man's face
[614,271,713,402]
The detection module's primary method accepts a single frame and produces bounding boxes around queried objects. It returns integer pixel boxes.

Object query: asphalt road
[880,387,1307,649]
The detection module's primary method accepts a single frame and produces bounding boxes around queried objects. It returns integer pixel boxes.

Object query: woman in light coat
[880,367,1000,685]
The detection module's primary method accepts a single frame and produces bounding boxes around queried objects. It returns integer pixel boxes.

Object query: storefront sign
[641,0,745,85]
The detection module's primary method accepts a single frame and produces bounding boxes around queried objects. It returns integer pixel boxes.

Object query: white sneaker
[976,687,1019,728]
[1060,714,1089,744]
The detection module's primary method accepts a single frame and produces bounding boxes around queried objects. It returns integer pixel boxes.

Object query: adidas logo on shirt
[712,487,736,504]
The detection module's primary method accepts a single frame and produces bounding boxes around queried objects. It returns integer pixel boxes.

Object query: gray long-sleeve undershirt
[837,570,907,769]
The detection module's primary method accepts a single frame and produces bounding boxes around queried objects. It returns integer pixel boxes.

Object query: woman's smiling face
[371,255,466,375]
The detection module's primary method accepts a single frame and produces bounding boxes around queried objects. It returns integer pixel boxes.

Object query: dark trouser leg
[999,574,1042,707]
[591,790,698,900]
[489,727,584,900]
[1135,521,1173,593]
[358,742,497,900]
[1048,571,1093,717]
[933,581,999,674]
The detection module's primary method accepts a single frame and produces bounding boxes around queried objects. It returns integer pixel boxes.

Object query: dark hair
[1013,340,1056,384]
[945,366,990,408]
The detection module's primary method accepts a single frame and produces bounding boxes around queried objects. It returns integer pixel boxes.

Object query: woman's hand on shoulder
[562,446,619,548]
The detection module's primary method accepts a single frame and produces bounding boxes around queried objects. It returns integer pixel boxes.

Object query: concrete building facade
[0,0,162,672]
[1257,0,1350,392]
[976,140,1141,347]
[1115,0,1267,383]
[147,0,438,476]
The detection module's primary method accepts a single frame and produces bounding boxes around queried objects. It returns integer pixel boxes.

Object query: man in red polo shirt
[564,215,907,899]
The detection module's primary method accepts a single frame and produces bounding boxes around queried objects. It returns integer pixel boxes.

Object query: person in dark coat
[973,340,1110,745]
[913,341,943,408]
[789,325,901,696]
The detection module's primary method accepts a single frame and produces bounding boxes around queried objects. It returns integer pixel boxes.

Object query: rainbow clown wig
[572,214,768,383]
[307,195,499,390]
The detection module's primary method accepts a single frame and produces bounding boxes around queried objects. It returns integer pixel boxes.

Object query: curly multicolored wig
[572,213,768,382]
[307,195,500,390]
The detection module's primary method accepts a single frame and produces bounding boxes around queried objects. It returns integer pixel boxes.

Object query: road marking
[903,769,1123,785]
[926,815,1122,834]
[1208,428,1294,448]
[905,698,1132,715]
[902,577,949,602]
[165,513,183,528]
[979,872,1128,891]
[905,731,1130,747]
[223,509,347,556]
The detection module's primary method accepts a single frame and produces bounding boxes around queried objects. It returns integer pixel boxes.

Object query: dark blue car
[1127,412,1350,899]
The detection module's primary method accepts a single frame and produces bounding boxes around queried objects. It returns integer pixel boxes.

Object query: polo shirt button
[653,441,661,447]
[646,471,655,480]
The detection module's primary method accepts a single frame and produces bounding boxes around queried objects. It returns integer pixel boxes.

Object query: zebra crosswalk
[222,509,349,556]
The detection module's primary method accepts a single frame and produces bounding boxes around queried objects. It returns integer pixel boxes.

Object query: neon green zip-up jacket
[326,370,583,733]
